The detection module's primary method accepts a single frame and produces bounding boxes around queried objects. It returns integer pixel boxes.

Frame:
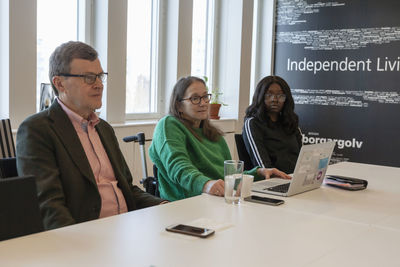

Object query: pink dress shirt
[57,99,128,218]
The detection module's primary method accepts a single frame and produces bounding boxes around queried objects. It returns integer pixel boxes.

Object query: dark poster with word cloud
[274,0,400,167]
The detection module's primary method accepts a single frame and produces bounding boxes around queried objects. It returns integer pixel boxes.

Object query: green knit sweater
[149,115,260,201]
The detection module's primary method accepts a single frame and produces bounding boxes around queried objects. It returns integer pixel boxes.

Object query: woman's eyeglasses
[181,94,212,105]
[265,93,286,102]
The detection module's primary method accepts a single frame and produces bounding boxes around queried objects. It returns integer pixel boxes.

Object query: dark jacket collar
[47,101,97,186]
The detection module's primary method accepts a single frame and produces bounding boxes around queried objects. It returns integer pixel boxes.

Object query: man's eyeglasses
[59,73,108,85]
[181,94,212,105]
[265,93,286,102]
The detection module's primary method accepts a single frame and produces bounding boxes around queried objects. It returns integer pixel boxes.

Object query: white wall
[0,0,9,119]
[8,0,37,127]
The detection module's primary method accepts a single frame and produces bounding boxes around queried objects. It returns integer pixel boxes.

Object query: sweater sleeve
[151,118,212,197]
[242,118,272,168]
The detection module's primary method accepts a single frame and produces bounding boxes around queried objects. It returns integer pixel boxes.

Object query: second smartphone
[244,195,284,206]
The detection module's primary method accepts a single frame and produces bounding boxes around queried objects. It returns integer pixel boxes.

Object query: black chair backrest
[139,165,159,197]
[0,175,44,241]
[0,119,16,159]
[150,165,160,197]
[0,157,18,178]
[234,134,254,171]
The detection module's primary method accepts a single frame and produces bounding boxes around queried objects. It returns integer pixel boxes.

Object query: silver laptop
[252,141,335,197]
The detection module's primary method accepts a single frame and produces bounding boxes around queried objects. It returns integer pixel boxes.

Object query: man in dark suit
[17,41,164,230]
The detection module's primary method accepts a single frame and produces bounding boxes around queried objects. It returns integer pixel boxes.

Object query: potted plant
[204,76,226,120]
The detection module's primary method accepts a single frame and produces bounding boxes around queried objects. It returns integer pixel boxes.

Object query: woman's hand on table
[203,179,225,196]
[257,168,291,180]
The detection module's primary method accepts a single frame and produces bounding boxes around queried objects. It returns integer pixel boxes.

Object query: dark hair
[49,41,98,96]
[245,75,299,134]
[169,76,224,142]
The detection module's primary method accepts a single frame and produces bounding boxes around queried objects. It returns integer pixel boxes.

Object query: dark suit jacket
[16,101,162,230]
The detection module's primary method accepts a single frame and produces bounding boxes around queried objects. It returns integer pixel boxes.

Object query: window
[126,0,159,115]
[37,0,79,111]
[191,0,214,80]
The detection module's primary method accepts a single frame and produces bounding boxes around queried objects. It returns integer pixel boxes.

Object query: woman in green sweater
[149,76,290,201]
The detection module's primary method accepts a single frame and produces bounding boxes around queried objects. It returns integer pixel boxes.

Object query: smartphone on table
[166,224,215,238]
[244,195,284,206]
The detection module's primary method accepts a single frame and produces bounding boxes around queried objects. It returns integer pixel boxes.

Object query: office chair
[0,175,44,241]
[123,132,160,197]
[150,165,160,197]
[0,157,18,178]
[234,134,254,171]
[0,119,18,178]
[0,119,16,159]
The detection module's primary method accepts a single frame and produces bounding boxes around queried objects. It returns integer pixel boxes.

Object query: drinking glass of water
[224,160,244,204]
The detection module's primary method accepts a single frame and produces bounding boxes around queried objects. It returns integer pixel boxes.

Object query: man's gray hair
[49,41,98,96]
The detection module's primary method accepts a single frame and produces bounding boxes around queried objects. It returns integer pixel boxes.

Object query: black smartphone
[244,195,284,206]
[166,224,215,238]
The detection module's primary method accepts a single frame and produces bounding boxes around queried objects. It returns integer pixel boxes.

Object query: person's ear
[52,76,65,95]
[177,102,183,113]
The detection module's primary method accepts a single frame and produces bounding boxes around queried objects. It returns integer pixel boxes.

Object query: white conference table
[0,162,399,267]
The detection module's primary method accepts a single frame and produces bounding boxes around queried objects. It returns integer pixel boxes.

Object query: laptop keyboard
[267,183,290,193]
